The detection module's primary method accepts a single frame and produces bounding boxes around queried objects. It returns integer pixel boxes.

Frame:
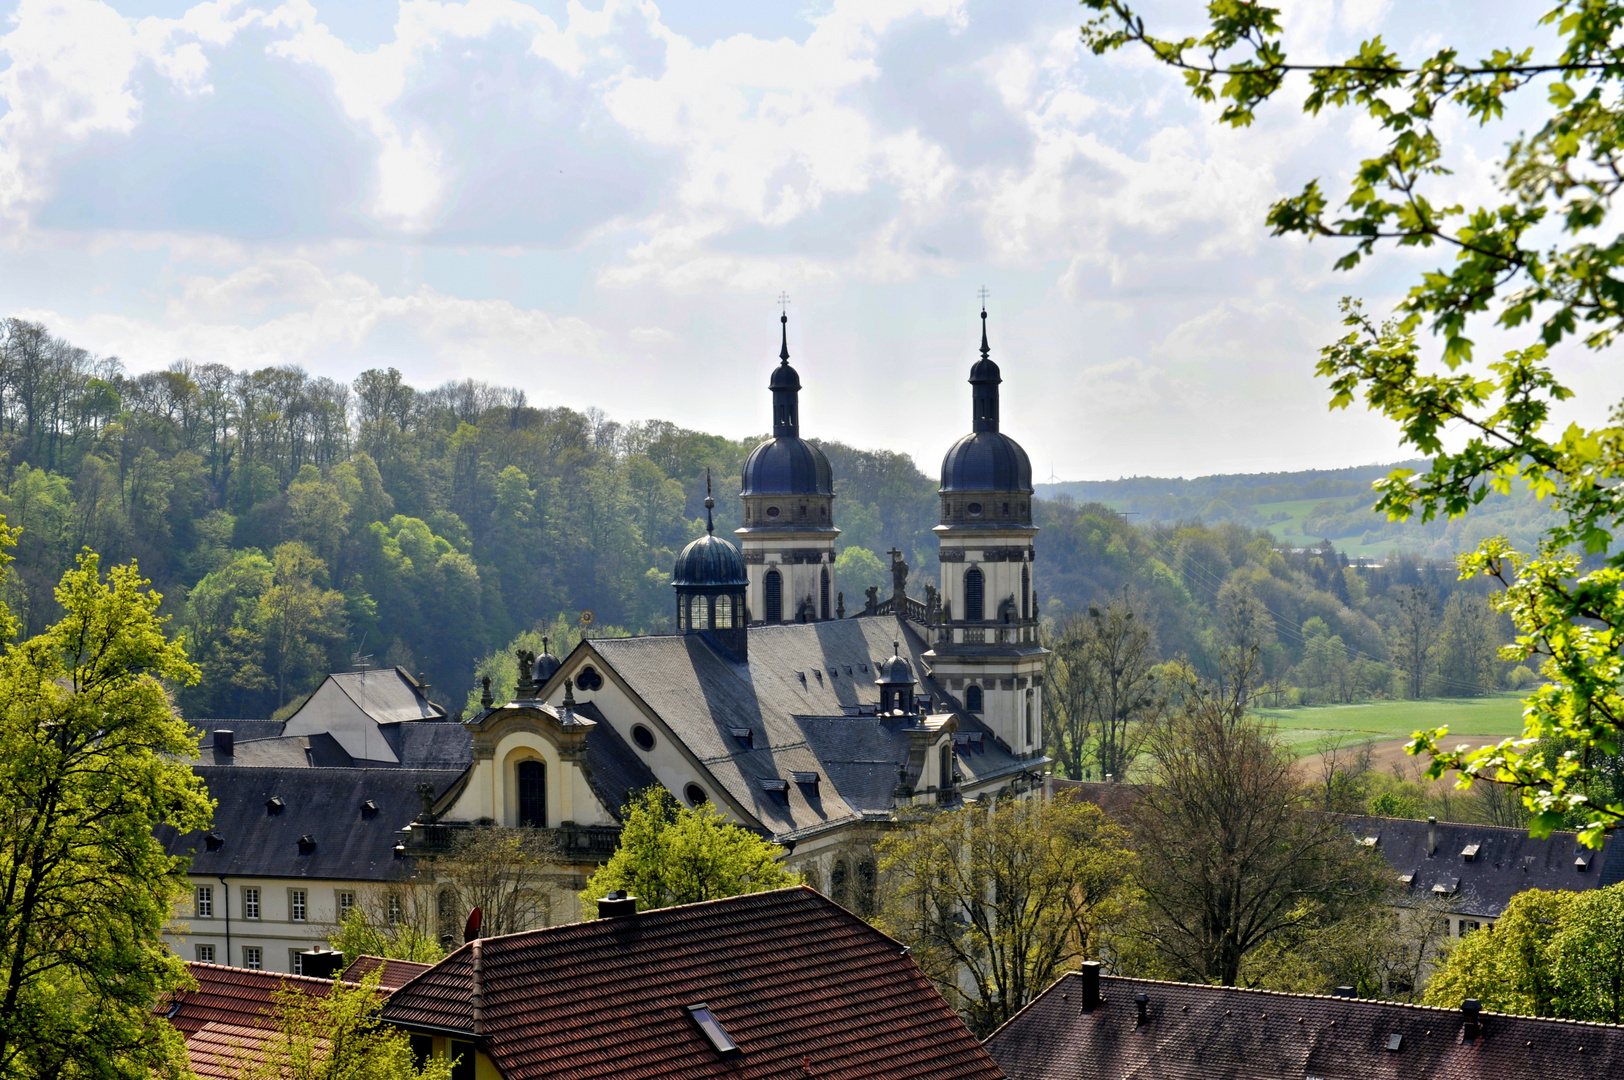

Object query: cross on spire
[778,291,791,312]
[977,285,990,311]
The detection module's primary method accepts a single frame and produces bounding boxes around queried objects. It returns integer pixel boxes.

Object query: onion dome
[533,638,561,684]
[741,313,834,496]
[940,308,1033,493]
[674,478,748,586]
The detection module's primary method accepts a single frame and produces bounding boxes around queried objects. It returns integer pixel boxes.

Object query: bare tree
[435,828,568,940]
[1389,587,1437,700]
[1047,589,1162,781]
[1128,649,1391,985]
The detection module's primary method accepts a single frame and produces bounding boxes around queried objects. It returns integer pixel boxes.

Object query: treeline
[0,320,942,717]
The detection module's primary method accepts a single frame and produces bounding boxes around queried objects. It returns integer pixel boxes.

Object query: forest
[0,319,1521,721]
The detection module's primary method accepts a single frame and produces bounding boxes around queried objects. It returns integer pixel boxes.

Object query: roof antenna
[778,292,791,364]
[705,468,716,535]
[978,286,990,360]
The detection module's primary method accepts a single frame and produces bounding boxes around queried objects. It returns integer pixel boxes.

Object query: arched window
[1022,566,1030,621]
[939,744,954,790]
[677,595,687,630]
[765,570,783,623]
[964,567,985,622]
[714,594,733,628]
[820,567,830,621]
[831,860,849,907]
[1024,689,1035,748]
[693,595,711,630]
[517,760,546,828]
[965,684,983,712]
[856,861,876,917]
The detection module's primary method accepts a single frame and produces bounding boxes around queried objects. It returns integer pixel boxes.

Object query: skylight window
[686,1003,740,1056]
[1461,843,1481,861]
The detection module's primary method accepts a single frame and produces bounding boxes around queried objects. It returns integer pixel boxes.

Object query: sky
[0,0,1610,481]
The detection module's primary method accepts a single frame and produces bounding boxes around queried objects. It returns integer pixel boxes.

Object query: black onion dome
[673,533,748,586]
[533,650,561,683]
[875,645,915,687]
[940,431,1033,493]
[769,359,801,390]
[741,436,834,496]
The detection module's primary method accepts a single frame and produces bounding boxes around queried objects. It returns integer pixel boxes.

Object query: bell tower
[922,306,1046,758]
[736,310,839,623]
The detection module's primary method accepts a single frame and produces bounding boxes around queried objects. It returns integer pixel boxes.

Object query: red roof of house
[341,954,435,989]
[381,886,1005,1080]
[163,963,336,1037]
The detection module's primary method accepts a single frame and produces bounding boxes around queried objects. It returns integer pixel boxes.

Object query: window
[967,501,982,516]
[692,596,710,630]
[517,760,546,828]
[1024,690,1034,747]
[856,861,877,917]
[242,947,262,970]
[687,1004,741,1056]
[450,1041,476,1080]
[438,890,456,947]
[765,570,782,623]
[195,886,213,918]
[820,568,830,620]
[1021,566,1030,620]
[195,944,215,963]
[965,684,983,712]
[715,593,733,629]
[831,860,849,907]
[677,595,687,630]
[632,724,656,752]
[337,890,355,921]
[291,950,304,975]
[964,567,985,622]
[766,505,780,518]
[575,666,603,691]
[685,783,708,806]
[289,889,307,923]
[243,887,260,920]
[387,893,402,925]
[939,744,954,789]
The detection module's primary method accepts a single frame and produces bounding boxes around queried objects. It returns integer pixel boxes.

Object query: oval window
[576,666,603,691]
[684,783,708,806]
[632,724,656,751]
[967,502,982,516]
[766,506,781,518]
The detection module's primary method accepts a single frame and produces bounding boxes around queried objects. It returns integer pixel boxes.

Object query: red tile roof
[984,972,1624,1080]
[163,963,336,1037]
[341,954,435,990]
[381,886,1005,1080]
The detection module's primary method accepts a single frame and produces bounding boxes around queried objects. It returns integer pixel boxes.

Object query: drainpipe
[217,876,230,964]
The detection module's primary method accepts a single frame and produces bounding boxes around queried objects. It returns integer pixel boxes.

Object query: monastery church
[168,309,1049,970]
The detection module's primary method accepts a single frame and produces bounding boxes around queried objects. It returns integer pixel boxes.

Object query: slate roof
[581,619,1028,838]
[1340,815,1624,917]
[571,700,660,818]
[381,886,1005,1080]
[193,720,286,746]
[316,668,445,725]
[164,767,463,881]
[984,972,1624,1080]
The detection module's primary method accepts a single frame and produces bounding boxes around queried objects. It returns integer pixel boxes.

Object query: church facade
[166,308,1050,968]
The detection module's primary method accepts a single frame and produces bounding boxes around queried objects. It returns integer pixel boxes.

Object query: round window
[967,502,982,516]
[766,506,781,518]
[632,724,656,751]
[576,666,603,691]
[685,783,708,806]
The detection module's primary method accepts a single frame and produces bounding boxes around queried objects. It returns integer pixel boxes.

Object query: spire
[704,468,716,535]
[769,306,801,439]
[970,292,1001,433]
[980,306,990,361]
[780,311,790,363]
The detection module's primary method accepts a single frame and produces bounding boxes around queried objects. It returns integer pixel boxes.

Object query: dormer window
[1461,843,1480,862]
[792,772,820,797]
[1577,850,1595,872]
[360,799,378,819]
[266,797,285,816]
[204,832,224,851]
[729,726,754,748]
[759,779,789,803]
[297,834,316,855]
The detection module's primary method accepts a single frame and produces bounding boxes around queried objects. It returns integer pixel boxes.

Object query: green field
[1252,495,1391,556]
[1254,694,1529,755]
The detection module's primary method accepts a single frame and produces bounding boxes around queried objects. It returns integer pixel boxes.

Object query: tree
[581,787,798,917]
[873,795,1131,1036]
[1425,887,1588,1018]
[1435,592,1502,697]
[1388,588,1436,702]
[327,883,445,966]
[1551,885,1624,1024]
[0,552,213,1079]
[238,969,453,1080]
[436,828,560,940]
[1078,0,1624,842]
[256,542,347,711]
[1048,591,1162,782]
[1127,650,1391,985]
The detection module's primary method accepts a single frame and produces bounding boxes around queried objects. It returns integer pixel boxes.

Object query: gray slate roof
[1341,815,1624,917]
[581,619,1028,839]
[571,701,660,820]
[985,972,1624,1080]
[165,767,463,881]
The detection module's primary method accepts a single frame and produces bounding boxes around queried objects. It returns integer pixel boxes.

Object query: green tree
[1551,885,1624,1024]
[833,545,887,613]
[241,969,453,1080]
[580,787,798,917]
[256,542,347,711]
[874,795,1132,1036]
[0,552,212,1079]
[1434,592,1502,697]
[1079,0,1624,841]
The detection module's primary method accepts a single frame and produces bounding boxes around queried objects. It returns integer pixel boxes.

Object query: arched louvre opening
[715,594,733,628]
[965,684,983,712]
[964,567,985,622]
[693,596,711,630]
[820,567,830,621]
[1021,566,1030,620]
[765,570,783,623]
[517,760,546,827]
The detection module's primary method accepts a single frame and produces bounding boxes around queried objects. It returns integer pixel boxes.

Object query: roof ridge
[1342,812,1605,841]
[186,961,337,988]
[1091,972,1624,1028]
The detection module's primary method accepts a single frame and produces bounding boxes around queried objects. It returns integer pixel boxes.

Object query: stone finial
[864,585,879,613]
[416,782,437,821]
[836,591,845,620]
[562,676,576,710]
[515,649,536,698]
[480,676,493,708]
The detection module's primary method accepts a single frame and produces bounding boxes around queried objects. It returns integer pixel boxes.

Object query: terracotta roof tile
[162,962,337,1037]
[340,955,436,990]
[382,886,1005,1079]
[984,973,1624,1080]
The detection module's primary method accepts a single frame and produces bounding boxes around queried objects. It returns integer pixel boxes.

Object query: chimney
[1134,993,1150,1027]
[213,729,234,757]
[598,890,638,918]
[1427,816,1438,856]
[1079,961,1101,1011]
[1462,998,1481,1042]
[1333,986,1356,999]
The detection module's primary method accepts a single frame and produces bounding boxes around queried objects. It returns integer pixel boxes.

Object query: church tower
[924,306,1046,757]
[737,312,839,623]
